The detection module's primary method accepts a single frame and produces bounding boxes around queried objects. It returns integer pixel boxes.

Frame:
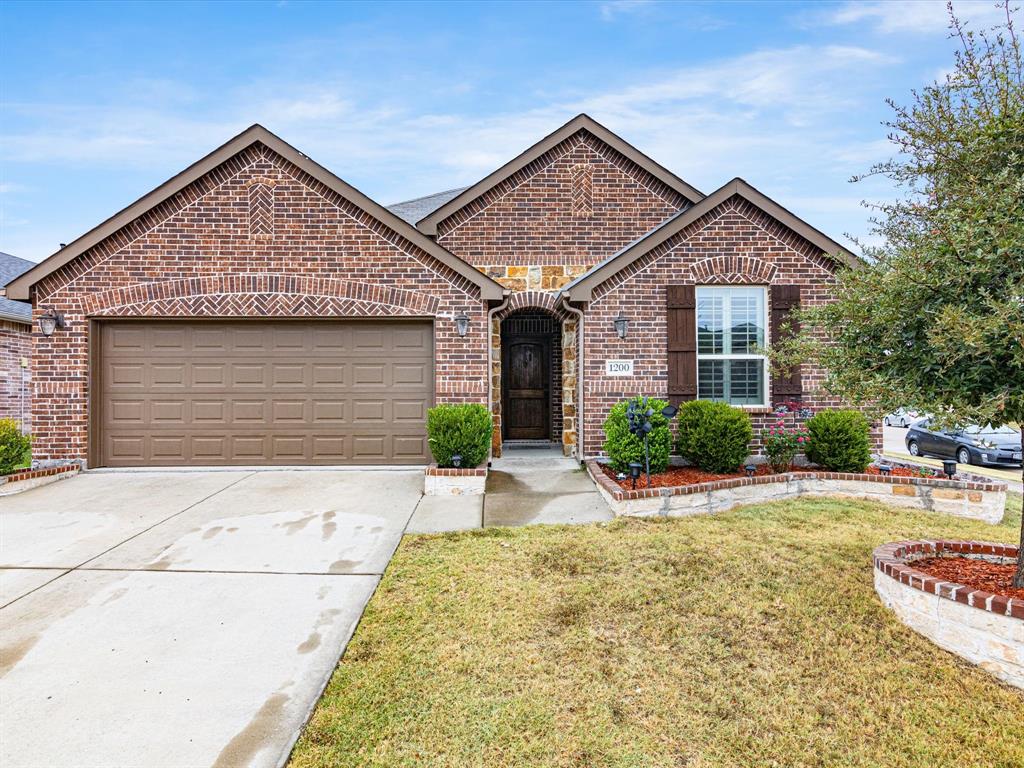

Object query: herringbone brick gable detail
[246,177,275,240]
[570,163,593,218]
[83,274,441,315]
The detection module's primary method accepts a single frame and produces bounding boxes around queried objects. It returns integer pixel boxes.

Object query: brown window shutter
[667,285,697,404]
[770,284,802,402]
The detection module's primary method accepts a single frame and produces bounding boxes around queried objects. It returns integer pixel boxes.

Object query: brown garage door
[96,320,434,466]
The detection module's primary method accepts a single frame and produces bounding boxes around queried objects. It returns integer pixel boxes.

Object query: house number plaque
[605,360,634,376]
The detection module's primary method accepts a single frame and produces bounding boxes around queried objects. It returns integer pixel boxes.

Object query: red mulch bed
[913,556,1024,601]
[599,462,919,490]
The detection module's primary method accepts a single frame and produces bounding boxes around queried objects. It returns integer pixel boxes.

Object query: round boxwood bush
[0,418,31,475]
[602,396,673,474]
[426,404,493,468]
[676,400,753,473]
[804,409,872,472]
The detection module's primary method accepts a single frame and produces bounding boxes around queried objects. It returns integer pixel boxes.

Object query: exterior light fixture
[454,310,470,338]
[661,404,678,419]
[613,313,629,339]
[744,464,757,478]
[38,308,66,337]
[628,462,643,489]
[942,459,957,479]
[451,454,463,469]
[877,463,893,476]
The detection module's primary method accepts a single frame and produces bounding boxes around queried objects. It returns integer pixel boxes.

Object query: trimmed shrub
[804,409,872,472]
[602,396,673,474]
[676,401,753,473]
[426,404,493,468]
[0,419,31,475]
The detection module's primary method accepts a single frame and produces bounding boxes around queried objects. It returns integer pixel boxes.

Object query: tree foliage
[777,2,1024,584]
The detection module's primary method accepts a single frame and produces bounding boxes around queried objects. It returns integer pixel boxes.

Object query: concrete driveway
[0,469,424,768]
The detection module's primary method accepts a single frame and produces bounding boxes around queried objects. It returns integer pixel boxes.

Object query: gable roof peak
[6,126,504,301]
[415,114,705,235]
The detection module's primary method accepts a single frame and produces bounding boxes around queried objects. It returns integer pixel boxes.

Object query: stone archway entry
[501,312,560,442]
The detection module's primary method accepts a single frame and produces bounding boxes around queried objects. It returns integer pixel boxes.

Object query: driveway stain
[296,632,320,654]
[296,608,342,654]
[328,559,361,573]
[280,514,317,536]
[202,526,223,540]
[211,691,290,768]
[100,587,129,606]
[0,635,38,677]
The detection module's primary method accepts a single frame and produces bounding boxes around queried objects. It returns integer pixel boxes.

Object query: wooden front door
[502,335,550,440]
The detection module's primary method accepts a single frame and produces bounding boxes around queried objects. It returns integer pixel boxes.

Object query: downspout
[561,295,585,465]
[487,293,511,463]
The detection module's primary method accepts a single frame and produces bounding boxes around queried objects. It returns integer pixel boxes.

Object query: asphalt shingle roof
[386,187,470,225]
[0,252,35,324]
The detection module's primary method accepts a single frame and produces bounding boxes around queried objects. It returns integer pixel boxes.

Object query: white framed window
[696,285,768,407]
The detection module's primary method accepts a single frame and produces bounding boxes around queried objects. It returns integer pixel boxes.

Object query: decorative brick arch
[84,273,441,316]
[689,255,777,284]
[493,290,572,321]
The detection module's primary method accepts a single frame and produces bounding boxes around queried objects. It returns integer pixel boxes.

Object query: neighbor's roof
[559,178,861,302]
[0,252,34,324]
[415,113,706,235]
[387,187,469,225]
[5,126,505,302]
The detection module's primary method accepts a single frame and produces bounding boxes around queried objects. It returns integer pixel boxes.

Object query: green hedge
[602,396,673,473]
[676,401,752,473]
[426,404,493,468]
[0,419,31,475]
[805,409,872,472]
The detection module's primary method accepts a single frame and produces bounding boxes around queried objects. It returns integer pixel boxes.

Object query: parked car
[905,421,1023,466]
[883,408,922,427]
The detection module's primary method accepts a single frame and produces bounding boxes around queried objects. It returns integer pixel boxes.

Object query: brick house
[0,252,34,431]
[5,115,862,468]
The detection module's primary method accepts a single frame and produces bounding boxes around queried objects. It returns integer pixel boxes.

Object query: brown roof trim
[6,125,504,302]
[415,113,706,236]
[560,178,862,302]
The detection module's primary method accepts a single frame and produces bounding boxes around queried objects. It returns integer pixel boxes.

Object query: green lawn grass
[291,494,1024,768]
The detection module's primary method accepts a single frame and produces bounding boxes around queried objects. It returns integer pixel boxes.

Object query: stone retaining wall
[0,463,80,496]
[424,464,487,496]
[873,540,1023,690]
[586,461,1006,523]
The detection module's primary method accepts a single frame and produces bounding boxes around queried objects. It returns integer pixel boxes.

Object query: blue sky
[0,0,1008,263]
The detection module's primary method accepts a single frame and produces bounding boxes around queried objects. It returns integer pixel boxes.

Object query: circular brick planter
[873,540,1023,689]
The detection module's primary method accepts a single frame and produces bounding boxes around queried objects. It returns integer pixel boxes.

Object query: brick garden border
[586,460,1007,522]
[424,464,488,496]
[873,539,1023,689]
[0,463,80,496]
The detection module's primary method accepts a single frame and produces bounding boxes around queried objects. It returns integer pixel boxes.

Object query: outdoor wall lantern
[454,310,470,338]
[38,308,66,337]
[451,454,463,469]
[744,464,757,478]
[613,313,629,339]
[942,459,957,479]
[661,404,678,419]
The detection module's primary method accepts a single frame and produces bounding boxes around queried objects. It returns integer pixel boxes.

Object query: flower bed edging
[873,540,1023,690]
[585,460,1006,523]
[0,463,80,496]
[424,464,487,496]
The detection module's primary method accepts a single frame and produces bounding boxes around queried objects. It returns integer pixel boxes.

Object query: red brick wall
[580,194,879,458]
[437,129,689,288]
[30,143,489,463]
[0,320,31,432]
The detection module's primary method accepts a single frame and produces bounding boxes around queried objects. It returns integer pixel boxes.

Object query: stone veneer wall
[873,540,1023,690]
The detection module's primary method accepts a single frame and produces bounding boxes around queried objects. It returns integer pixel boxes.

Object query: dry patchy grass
[291,494,1024,768]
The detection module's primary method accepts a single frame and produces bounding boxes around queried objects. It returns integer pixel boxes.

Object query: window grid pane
[695,286,767,407]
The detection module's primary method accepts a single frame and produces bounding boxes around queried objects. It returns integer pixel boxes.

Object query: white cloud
[822,1,1008,34]
[599,1,655,22]
[0,42,901,258]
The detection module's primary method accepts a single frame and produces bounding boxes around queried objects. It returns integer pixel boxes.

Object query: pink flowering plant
[760,402,812,473]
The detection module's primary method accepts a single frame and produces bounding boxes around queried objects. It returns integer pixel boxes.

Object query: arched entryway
[500,310,561,442]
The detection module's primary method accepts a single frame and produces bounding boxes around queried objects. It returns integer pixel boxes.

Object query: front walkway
[407,445,613,533]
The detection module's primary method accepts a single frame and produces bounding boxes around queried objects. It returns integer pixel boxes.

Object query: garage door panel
[98,320,433,466]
